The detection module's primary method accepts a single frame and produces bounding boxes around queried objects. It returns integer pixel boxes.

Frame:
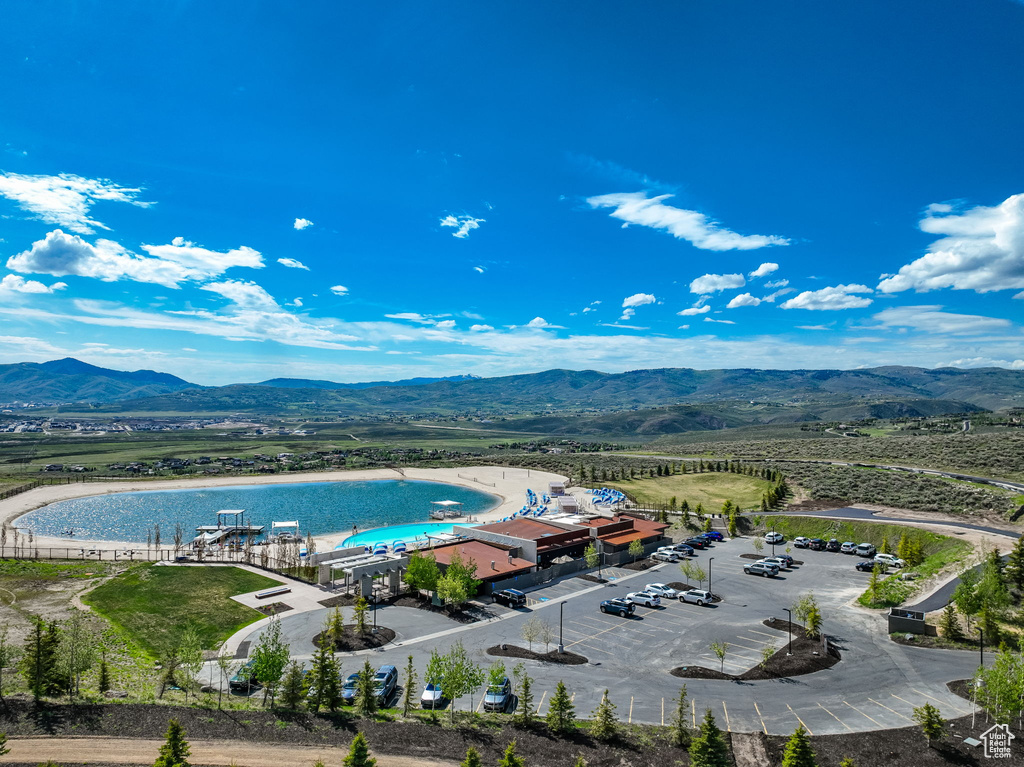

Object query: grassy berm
[84,564,280,655]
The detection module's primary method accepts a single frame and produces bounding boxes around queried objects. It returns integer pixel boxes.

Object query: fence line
[457,473,496,487]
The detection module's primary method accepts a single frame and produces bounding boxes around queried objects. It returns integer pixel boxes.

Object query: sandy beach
[0,465,569,551]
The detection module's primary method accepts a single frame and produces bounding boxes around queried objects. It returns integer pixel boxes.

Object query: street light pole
[708,557,715,596]
[771,526,776,557]
[979,628,984,667]
[784,608,793,655]
[558,602,565,653]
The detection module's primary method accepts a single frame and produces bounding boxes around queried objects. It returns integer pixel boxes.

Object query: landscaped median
[755,515,972,609]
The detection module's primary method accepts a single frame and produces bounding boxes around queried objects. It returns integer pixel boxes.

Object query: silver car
[744,561,779,577]
[420,682,445,709]
[626,591,661,608]
[644,583,679,599]
[680,589,713,606]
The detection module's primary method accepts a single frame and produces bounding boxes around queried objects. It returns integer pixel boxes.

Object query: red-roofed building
[576,514,669,555]
[463,517,594,565]
[428,539,535,582]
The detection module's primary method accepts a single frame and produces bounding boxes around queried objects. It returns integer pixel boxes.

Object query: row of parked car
[651,530,724,562]
[599,581,715,616]
[764,533,907,572]
[229,661,401,707]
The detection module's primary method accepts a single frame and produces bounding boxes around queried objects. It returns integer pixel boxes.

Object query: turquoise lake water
[341,521,476,548]
[17,479,499,543]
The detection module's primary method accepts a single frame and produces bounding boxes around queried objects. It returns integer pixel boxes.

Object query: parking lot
[231,534,980,735]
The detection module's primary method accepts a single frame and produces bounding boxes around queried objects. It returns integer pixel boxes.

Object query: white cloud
[726,293,761,308]
[781,284,873,310]
[943,357,1024,369]
[878,193,1024,293]
[678,324,690,329]
[690,273,745,294]
[749,262,779,278]
[473,266,485,273]
[385,312,435,324]
[440,214,485,239]
[761,287,795,303]
[0,171,152,234]
[586,192,790,251]
[329,285,349,296]
[435,320,456,329]
[1015,291,1024,299]
[6,229,263,288]
[287,297,303,308]
[0,274,66,293]
[278,258,310,270]
[622,292,656,308]
[764,279,789,288]
[870,305,1013,335]
[526,317,563,329]
[619,308,635,321]
[797,325,831,331]
[677,304,711,316]
[703,317,736,325]
[293,218,314,230]
[582,300,602,314]
[470,324,494,332]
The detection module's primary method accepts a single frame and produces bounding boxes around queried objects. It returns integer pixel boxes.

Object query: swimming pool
[18,479,498,544]
[340,521,478,549]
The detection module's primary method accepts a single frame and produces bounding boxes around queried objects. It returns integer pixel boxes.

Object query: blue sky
[1,0,1022,385]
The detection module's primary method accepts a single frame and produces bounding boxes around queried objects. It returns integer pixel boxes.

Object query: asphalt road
[226,538,981,736]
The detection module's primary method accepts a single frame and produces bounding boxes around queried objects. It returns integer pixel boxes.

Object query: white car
[420,682,445,709]
[644,583,679,600]
[651,549,680,563]
[856,542,877,557]
[760,556,789,570]
[625,591,661,607]
[793,536,811,548]
[680,589,713,606]
[874,553,906,568]
[764,532,784,544]
[840,541,857,554]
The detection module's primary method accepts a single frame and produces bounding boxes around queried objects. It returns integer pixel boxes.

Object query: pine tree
[897,532,910,562]
[279,661,307,710]
[781,725,816,767]
[669,685,690,748]
[98,658,111,694]
[1006,536,1024,591]
[545,680,575,734]
[343,732,376,767]
[402,655,417,716]
[353,598,369,635]
[939,603,963,641]
[355,659,378,716]
[839,758,856,767]
[498,741,525,767]
[153,719,191,767]
[571,757,586,767]
[460,746,483,767]
[514,666,535,727]
[805,605,822,639]
[0,732,9,757]
[589,690,617,742]
[880,536,889,555]
[22,617,63,699]
[688,709,729,767]
[912,703,946,748]
[306,636,341,713]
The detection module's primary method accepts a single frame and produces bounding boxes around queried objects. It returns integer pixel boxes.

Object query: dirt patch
[765,713,1008,767]
[486,644,589,665]
[576,574,608,584]
[255,601,294,616]
[0,699,693,767]
[739,554,805,565]
[318,594,357,608]
[319,592,481,624]
[312,626,397,652]
[619,560,658,572]
[784,498,847,512]
[672,621,839,681]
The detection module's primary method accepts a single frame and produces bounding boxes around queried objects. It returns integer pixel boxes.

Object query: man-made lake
[17,479,499,543]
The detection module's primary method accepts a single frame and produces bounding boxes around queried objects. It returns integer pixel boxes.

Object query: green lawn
[604,472,773,510]
[84,564,281,656]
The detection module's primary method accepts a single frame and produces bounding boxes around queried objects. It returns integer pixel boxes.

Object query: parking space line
[910,688,970,716]
[722,701,730,731]
[867,697,913,723]
[817,702,852,731]
[786,703,813,735]
[747,629,784,640]
[753,701,768,734]
[728,639,770,651]
[629,696,634,724]
[843,701,883,728]
[476,695,484,713]
[536,690,548,715]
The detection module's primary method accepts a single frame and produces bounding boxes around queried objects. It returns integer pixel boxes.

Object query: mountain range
[3,360,1019,421]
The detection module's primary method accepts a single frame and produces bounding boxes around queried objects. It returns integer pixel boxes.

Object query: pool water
[18,479,498,544]
[341,521,477,548]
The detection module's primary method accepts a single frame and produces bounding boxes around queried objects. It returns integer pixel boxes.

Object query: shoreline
[0,465,569,552]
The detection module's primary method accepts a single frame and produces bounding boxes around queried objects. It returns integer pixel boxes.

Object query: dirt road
[0,736,459,767]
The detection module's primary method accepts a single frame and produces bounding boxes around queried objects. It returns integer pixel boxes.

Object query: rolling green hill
[0,358,195,404]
